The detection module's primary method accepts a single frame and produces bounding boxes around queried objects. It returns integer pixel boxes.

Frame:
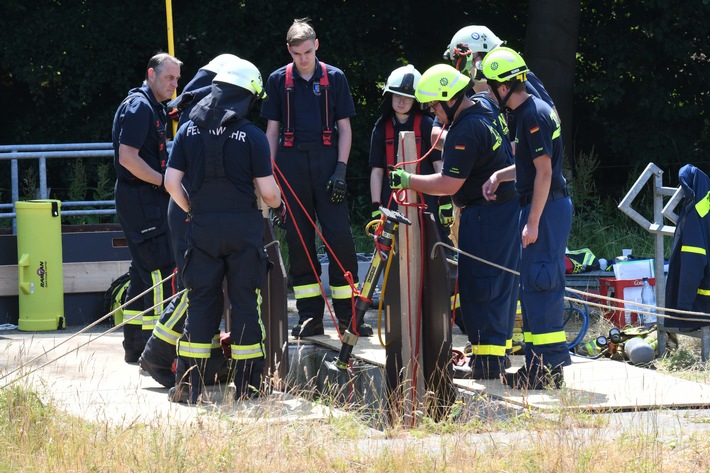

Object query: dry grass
[1,304,709,473]
[2,374,710,473]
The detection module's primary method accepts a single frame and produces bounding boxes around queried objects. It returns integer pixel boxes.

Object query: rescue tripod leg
[324,207,411,372]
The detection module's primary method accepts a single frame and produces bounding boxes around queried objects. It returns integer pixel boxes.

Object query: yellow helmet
[480,47,529,83]
[414,64,471,104]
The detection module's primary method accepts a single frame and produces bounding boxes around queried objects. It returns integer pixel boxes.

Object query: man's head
[415,64,471,125]
[383,64,421,116]
[145,53,183,102]
[446,25,503,77]
[286,18,319,75]
[480,47,529,109]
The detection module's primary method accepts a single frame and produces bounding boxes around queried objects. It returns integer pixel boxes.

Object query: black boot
[233,359,265,401]
[122,324,145,363]
[334,299,373,337]
[139,334,177,388]
[168,358,204,404]
[291,297,325,338]
[204,347,231,386]
[504,365,564,390]
[338,319,374,337]
[453,355,505,380]
[291,316,325,337]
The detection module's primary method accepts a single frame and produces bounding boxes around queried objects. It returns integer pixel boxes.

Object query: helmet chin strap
[492,80,519,110]
[440,89,468,123]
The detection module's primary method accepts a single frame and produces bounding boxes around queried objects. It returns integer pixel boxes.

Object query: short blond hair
[286,18,316,46]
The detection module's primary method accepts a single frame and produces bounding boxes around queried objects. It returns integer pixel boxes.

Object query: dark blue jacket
[665,164,710,329]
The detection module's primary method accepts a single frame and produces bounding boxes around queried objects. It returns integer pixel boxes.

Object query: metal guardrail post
[618,162,710,360]
[11,158,19,234]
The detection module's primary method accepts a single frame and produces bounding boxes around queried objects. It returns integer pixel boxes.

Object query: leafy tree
[2,0,708,218]
[574,0,710,194]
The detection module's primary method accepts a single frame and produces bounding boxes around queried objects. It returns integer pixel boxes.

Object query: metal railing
[0,142,172,234]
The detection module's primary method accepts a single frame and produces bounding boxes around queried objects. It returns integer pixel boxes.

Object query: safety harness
[192,118,249,199]
[284,62,332,147]
[120,88,168,172]
[384,112,423,167]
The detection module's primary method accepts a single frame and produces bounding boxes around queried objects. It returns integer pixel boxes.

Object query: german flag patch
[529,125,540,134]
[454,144,466,150]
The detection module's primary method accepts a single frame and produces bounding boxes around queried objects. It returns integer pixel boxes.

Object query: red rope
[387,126,446,412]
[271,158,347,339]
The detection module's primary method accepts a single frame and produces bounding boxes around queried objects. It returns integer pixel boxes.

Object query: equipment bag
[103,272,130,326]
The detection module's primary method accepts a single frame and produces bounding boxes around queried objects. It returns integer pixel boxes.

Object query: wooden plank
[398,131,424,425]
[307,329,710,411]
[0,261,130,296]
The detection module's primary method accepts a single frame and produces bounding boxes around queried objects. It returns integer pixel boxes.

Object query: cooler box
[599,277,655,328]
[16,199,66,331]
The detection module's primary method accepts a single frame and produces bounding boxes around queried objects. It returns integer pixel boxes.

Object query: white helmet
[383,64,421,99]
[448,25,504,74]
[213,57,266,99]
[201,53,240,74]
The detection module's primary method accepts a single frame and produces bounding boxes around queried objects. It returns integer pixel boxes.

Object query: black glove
[270,201,287,228]
[326,162,348,204]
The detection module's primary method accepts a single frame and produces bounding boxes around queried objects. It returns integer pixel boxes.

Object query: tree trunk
[524,0,581,175]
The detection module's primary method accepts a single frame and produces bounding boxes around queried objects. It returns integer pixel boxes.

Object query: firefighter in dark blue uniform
[165,57,282,403]
[139,54,239,388]
[369,65,453,240]
[112,53,182,363]
[481,48,572,389]
[432,25,557,350]
[261,18,365,338]
[435,25,558,150]
[390,64,520,379]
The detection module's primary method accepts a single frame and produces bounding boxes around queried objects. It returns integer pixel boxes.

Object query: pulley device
[328,207,411,371]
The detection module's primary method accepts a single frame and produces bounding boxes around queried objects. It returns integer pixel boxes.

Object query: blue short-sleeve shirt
[260,59,356,144]
[112,84,168,181]
[441,99,514,207]
[511,95,565,195]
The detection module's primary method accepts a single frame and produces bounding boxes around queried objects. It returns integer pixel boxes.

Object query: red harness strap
[384,112,423,167]
[284,62,331,147]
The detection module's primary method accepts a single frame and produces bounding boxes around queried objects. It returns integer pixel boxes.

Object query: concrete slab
[304,329,710,412]
[0,326,346,427]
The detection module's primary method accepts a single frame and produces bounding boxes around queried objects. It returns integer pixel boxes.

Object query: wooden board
[305,329,710,411]
[0,261,130,296]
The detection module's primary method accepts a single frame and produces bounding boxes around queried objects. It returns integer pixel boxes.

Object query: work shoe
[291,317,324,338]
[138,356,176,388]
[233,359,266,401]
[453,355,505,380]
[168,384,192,404]
[504,366,564,390]
[339,321,374,337]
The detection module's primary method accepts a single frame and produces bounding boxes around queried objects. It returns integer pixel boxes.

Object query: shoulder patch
[529,125,540,134]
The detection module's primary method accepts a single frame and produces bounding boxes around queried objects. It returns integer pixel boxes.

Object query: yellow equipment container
[16,200,65,331]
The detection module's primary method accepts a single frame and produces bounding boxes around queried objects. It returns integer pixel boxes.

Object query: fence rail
[0,142,172,234]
